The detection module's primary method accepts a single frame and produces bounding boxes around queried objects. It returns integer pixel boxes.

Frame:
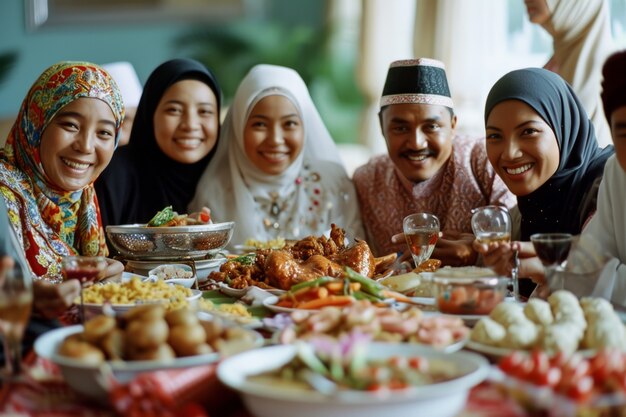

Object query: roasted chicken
[208,225,379,291]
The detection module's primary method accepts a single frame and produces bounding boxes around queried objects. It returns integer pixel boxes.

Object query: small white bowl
[147,264,197,288]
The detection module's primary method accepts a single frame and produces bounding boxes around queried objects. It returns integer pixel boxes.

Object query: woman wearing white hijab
[190,64,364,246]
[525,0,615,147]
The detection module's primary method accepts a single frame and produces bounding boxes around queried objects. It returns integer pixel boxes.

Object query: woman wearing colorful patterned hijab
[0,61,124,282]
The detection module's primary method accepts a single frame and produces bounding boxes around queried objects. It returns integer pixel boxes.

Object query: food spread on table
[27,223,626,417]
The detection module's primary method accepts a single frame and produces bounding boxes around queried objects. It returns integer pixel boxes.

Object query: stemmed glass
[530,233,573,290]
[471,206,519,300]
[0,262,33,379]
[61,256,107,323]
[402,213,440,267]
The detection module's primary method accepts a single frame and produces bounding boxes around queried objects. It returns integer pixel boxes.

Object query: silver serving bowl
[106,222,235,260]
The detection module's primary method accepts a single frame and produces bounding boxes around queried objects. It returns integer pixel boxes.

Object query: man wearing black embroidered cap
[353,58,515,266]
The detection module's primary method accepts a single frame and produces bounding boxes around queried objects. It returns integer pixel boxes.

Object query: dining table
[0,351,527,417]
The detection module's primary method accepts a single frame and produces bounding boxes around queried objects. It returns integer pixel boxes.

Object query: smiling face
[39,98,117,191]
[381,103,456,183]
[153,79,218,164]
[485,99,560,196]
[611,106,626,172]
[524,0,550,24]
[243,95,304,175]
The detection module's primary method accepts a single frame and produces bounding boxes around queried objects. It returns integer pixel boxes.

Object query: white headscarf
[543,0,615,147]
[190,64,363,246]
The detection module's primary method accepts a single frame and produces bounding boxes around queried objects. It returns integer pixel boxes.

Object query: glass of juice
[403,213,440,268]
[61,256,107,323]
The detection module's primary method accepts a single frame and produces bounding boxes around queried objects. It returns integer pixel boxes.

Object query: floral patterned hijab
[0,62,124,280]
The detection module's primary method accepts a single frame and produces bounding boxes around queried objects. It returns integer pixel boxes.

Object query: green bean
[289,276,334,293]
[344,267,384,297]
[353,290,382,302]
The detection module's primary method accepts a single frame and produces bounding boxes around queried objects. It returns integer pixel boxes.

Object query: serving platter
[106,221,234,260]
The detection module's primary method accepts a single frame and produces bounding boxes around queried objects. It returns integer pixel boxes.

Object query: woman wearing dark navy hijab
[96,58,222,226]
[474,67,613,294]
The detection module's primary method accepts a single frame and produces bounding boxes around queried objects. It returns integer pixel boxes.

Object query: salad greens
[147,206,176,227]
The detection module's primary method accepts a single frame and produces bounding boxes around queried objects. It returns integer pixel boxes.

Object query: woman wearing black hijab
[474,67,614,294]
[96,58,222,227]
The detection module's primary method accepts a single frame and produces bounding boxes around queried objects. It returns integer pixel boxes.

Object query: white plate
[217,343,489,417]
[465,340,595,360]
[232,244,257,254]
[82,289,202,317]
[121,271,146,281]
[34,325,220,402]
[216,281,285,298]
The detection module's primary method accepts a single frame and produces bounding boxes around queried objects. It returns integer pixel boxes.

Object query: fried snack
[168,324,207,357]
[83,315,116,345]
[414,259,441,273]
[126,318,169,350]
[130,344,176,361]
[58,334,105,366]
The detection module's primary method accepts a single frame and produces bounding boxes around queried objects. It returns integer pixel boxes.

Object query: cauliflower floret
[470,317,506,346]
[539,322,581,355]
[490,302,526,327]
[524,298,553,327]
[501,319,539,349]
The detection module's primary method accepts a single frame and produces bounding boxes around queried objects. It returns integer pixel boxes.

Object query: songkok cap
[380,58,453,109]
[102,61,143,108]
[601,50,626,123]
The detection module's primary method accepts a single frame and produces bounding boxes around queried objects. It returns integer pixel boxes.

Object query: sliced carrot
[294,287,329,301]
[296,295,354,310]
[276,299,294,308]
[325,281,345,293]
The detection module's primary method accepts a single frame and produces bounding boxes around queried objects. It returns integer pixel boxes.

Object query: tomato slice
[498,351,526,376]
[566,376,594,403]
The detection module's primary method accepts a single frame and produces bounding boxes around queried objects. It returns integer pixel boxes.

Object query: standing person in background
[524,0,614,147]
[102,61,143,147]
[353,58,515,265]
[96,58,221,227]
[578,50,626,306]
[190,64,364,246]
[0,61,123,287]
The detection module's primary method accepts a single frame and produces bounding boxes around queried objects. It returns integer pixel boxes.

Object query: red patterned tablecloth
[0,355,526,417]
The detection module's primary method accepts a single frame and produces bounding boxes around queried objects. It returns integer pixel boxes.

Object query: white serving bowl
[34,325,220,402]
[217,342,489,417]
[82,289,202,320]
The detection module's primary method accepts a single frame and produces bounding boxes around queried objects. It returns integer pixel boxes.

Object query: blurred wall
[0,0,324,145]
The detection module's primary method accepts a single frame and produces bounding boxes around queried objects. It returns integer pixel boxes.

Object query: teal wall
[0,0,324,119]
